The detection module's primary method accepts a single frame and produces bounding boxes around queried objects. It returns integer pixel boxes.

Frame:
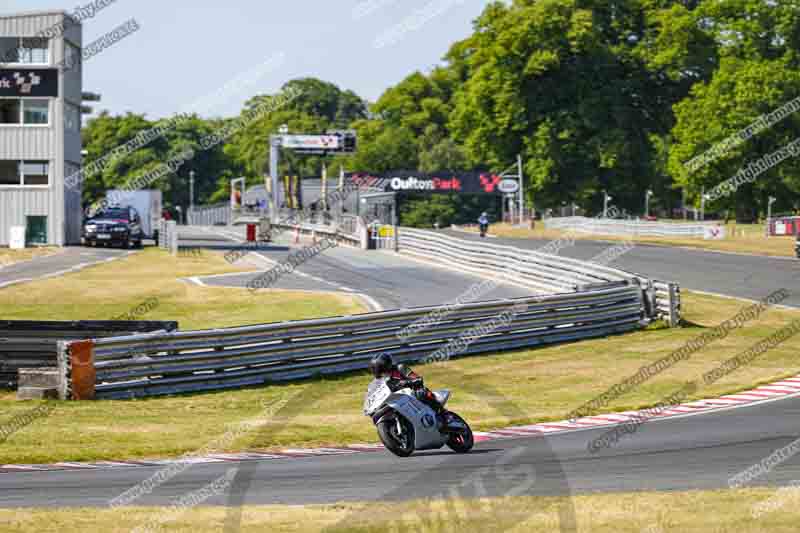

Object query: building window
[0,99,21,124]
[0,37,49,64]
[0,99,49,125]
[22,161,49,186]
[23,99,49,124]
[0,161,18,185]
[64,102,80,131]
[0,160,49,187]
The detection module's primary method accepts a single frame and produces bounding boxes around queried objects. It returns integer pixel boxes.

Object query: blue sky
[4,1,489,119]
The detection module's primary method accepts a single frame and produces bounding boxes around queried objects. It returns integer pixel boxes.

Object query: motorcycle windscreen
[364,378,391,415]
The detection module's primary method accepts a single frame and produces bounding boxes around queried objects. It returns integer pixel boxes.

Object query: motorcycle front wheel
[377,416,415,457]
[445,413,474,453]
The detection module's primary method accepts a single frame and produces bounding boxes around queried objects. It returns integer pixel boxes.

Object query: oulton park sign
[381,172,511,195]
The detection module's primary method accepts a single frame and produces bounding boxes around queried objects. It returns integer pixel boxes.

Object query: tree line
[81,0,800,226]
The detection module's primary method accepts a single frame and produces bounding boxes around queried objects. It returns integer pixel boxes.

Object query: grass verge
[1,290,798,464]
[471,222,797,257]
[2,488,798,532]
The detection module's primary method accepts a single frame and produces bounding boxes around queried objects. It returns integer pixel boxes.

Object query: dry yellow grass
[474,222,796,257]
[0,246,62,267]
[2,488,798,532]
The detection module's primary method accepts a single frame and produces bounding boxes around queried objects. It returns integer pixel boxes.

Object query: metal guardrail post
[168,220,178,255]
[668,283,682,327]
[159,219,167,250]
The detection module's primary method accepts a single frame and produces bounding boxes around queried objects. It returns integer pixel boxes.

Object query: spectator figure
[478,212,490,238]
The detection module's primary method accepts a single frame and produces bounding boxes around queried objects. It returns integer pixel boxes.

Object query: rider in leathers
[368,353,444,423]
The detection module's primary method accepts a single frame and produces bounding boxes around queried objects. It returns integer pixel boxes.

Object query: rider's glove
[408,378,424,389]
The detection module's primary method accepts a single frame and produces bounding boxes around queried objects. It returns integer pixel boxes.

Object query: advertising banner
[381,171,507,195]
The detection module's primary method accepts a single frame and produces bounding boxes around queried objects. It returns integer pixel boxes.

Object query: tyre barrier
[0,320,178,389]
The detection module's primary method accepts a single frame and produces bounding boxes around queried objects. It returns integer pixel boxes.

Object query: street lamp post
[645,189,653,218]
[189,170,195,214]
[767,196,777,238]
[701,193,709,221]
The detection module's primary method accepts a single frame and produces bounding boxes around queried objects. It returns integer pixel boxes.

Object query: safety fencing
[188,203,231,226]
[57,286,645,400]
[544,216,719,238]
[396,228,681,326]
[0,321,178,389]
[271,214,365,248]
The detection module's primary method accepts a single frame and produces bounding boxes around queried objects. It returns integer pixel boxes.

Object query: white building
[0,10,83,246]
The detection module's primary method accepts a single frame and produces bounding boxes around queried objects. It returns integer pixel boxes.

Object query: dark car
[83,206,144,248]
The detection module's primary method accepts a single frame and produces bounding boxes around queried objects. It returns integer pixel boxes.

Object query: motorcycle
[363,377,474,457]
[479,223,488,238]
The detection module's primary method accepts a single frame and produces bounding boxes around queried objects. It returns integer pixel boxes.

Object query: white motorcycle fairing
[381,391,448,451]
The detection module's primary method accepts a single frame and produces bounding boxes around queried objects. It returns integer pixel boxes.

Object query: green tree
[668,0,800,219]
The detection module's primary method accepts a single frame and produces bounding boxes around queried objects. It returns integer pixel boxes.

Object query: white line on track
[198,226,384,311]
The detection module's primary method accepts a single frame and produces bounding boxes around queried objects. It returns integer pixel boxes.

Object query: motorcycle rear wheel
[445,413,474,453]
[377,417,415,457]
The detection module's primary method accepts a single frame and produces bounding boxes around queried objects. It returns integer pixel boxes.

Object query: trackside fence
[188,203,231,226]
[396,228,681,326]
[544,216,718,238]
[398,228,633,295]
[58,286,645,400]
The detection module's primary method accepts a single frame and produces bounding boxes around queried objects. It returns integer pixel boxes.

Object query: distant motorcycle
[363,377,474,457]
[479,223,489,238]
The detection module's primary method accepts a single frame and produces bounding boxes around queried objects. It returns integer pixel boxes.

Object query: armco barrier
[397,228,681,326]
[399,228,633,295]
[544,216,718,238]
[58,286,645,400]
[0,320,178,389]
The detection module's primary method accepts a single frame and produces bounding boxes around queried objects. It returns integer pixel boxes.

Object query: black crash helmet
[369,353,393,378]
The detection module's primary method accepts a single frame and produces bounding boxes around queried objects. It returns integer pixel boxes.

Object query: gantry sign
[382,171,517,195]
[267,131,356,221]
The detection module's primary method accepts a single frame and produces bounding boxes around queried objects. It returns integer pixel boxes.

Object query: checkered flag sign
[13,72,42,94]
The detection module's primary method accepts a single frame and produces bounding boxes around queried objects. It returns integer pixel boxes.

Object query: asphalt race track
[2,226,799,510]
[0,247,131,289]
[179,226,533,309]
[2,393,800,508]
